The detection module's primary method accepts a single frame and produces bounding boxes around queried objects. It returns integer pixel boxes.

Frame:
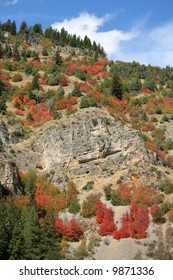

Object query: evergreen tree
[111,72,123,100]
[8,205,24,260]
[21,170,37,200]
[44,26,54,38]
[0,78,7,114]
[83,35,92,49]
[31,73,40,91]
[19,21,28,35]
[0,44,3,58]
[4,44,12,58]
[32,23,43,34]
[0,199,9,259]
[13,43,21,61]
[39,214,62,260]
[21,205,41,260]
[54,50,63,67]
[11,21,17,35]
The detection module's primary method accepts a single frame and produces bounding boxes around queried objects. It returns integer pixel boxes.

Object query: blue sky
[0,0,173,67]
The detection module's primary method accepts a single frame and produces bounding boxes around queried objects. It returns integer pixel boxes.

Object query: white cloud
[119,21,173,67]
[0,0,19,6]
[51,12,173,67]
[51,12,137,57]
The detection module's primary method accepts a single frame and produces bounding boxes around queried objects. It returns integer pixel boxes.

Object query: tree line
[0,19,106,57]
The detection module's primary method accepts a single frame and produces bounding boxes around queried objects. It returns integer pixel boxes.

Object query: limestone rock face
[0,156,22,196]
[14,108,158,176]
[0,120,9,147]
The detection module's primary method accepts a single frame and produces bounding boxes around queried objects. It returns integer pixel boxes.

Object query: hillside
[1,20,173,260]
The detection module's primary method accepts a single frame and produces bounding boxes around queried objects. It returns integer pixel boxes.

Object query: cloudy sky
[0,0,173,67]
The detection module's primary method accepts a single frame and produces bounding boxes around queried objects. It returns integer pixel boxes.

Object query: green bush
[162,115,169,122]
[104,185,112,200]
[82,181,94,191]
[155,107,162,114]
[80,96,97,109]
[71,86,82,97]
[68,200,81,214]
[166,139,173,150]
[159,180,173,194]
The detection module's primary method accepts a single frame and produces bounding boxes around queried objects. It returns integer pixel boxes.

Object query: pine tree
[0,199,9,259]
[19,21,28,35]
[13,43,21,61]
[39,214,62,259]
[11,21,17,35]
[31,73,40,91]
[54,50,63,67]
[21,205,41,260]
[111,73,123,100]
[0,44,3,59]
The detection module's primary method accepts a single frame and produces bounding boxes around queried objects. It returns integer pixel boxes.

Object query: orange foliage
[14,195,28,208]
[132,185,161,207]
[146,141,164,158]
[55,96,77,110]
[59,75,69,86]
[12,93,23,107]
[25,103,53,126]
[168,208,173,222]
[116,183,132,204]
[15,108,24,116]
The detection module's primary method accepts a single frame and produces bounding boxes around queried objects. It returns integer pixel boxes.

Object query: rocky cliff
[12,108,161,185]
[0,121,22,196]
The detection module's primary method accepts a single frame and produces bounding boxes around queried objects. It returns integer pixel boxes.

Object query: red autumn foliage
[15,108,24,116]
[64,220,84,241]
[146,141,164,158]
[143,88,152,94]
[150,204,165,223]
[32,60,39,67]
[0,74,10,81]
[150,204,161,215]
[96,201,117,236]
[59,75,69,86]
[112,202,149,239]
[168,208,173,222]
[13,195,28,208]
[54,217,83,241]
[12,93,23,107]
[23,94,29,104]
[40,76,47,85]
[74,81,92,93]
[25,103,53,126]
[55,96,77,110]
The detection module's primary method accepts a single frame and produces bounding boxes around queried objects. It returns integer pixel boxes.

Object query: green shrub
[162,115,169,122]
[56,86,65,98]
[80,96,89,109]
[82,181,94,191]
[155,107,162,114]
[104,185,112,200]
[12,73,23,82]
[71,86,82,97]
[159,180,173,194]
[166,139,173,150]
[161,202,173,214]
[68,200,81,214]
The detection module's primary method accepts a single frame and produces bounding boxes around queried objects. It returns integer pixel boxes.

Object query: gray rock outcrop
[14,108,159,177]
